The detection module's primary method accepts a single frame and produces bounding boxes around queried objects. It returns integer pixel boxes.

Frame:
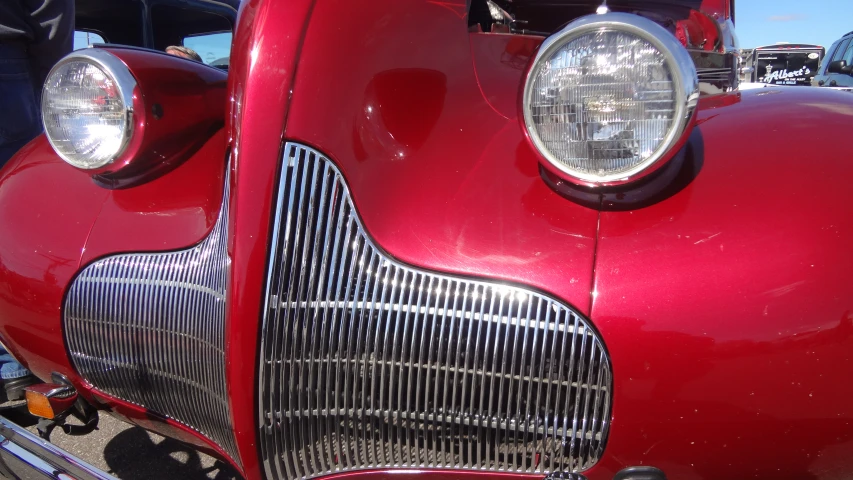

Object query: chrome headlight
[42,49,136,170]
[523,12,700,186]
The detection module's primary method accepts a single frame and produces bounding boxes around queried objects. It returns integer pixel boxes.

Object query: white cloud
[767,14,807,22]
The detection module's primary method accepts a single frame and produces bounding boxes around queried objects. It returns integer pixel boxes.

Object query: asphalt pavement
[3,405,241,479]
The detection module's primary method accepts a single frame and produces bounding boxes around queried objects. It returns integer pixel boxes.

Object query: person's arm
[24,0,74,92]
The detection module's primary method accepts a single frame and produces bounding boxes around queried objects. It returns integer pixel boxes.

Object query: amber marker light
[25,384,78,420]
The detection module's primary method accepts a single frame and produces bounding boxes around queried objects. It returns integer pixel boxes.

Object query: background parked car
[813,30,853,87]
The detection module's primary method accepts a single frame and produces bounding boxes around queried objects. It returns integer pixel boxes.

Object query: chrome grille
[691,50,739,92]
[258,143,612,480]
[64,170,239,463]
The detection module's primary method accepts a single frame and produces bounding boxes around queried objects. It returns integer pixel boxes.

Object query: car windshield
[72,31,105,50]
[184,32,233,66]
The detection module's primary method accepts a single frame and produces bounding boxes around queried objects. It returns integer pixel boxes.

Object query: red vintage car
[0,0,851,479]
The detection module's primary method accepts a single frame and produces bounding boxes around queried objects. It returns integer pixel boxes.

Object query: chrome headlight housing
[42,49,137,170]
[523,12,700,186]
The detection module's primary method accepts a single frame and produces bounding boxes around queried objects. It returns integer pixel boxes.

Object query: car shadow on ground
[3,404,241,480]
[102,427,240,480]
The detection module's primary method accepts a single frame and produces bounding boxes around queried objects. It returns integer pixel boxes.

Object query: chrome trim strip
[63,169,240,464]
[0,416,117,480]
[258,143,613,480]
[692,50,739,93]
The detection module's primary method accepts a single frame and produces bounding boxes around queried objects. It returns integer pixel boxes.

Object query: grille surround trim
[258,143,613,480]
[63,168,239,464]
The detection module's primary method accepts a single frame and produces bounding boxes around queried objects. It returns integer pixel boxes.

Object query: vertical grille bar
[259,143,612,480]
[64,167,240,464]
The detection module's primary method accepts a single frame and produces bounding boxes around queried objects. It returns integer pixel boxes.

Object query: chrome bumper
[0,416,116,480]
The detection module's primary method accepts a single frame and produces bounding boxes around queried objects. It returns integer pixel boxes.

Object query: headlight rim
[522,12,700,188]
[41,48,139,171]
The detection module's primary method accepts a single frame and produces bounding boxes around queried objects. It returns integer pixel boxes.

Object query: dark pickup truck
[747,43,825,86]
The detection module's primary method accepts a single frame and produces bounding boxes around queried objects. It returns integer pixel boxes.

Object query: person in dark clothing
[0,0,74,169]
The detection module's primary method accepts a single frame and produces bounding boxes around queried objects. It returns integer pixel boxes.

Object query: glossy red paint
[87,48,227,188]
[591,87,853,479]
[470,33,541,120]
[286,0,599,320]
[2,0,852,479]
[0,130,229,463]
[699,0,733,20]
[0,137,108,379]
[81,128,226,265]
[224,0,317,476]
[675,10,724,52]
[284,2,853,478]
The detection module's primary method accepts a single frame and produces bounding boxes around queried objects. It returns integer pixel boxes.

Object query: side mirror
[828,60,853,75]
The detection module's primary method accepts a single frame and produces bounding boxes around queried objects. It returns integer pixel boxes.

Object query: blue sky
[737,0,853,49]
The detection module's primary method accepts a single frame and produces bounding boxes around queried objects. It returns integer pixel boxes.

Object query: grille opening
[259,144,611,480]
[64,171,240,463]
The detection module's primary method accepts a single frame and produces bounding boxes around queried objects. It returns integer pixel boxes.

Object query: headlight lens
[42,50,136,170]
[523,13,699,186]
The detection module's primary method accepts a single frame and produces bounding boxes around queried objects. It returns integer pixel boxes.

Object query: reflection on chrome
[64,165,240,465]
[523,13,699,185]
[257,143,613,480]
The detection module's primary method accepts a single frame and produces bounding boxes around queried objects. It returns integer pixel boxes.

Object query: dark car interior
[76,0,145,46]
[75,0,237,69]
[469,0,704,35]
[149,3,231,52]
